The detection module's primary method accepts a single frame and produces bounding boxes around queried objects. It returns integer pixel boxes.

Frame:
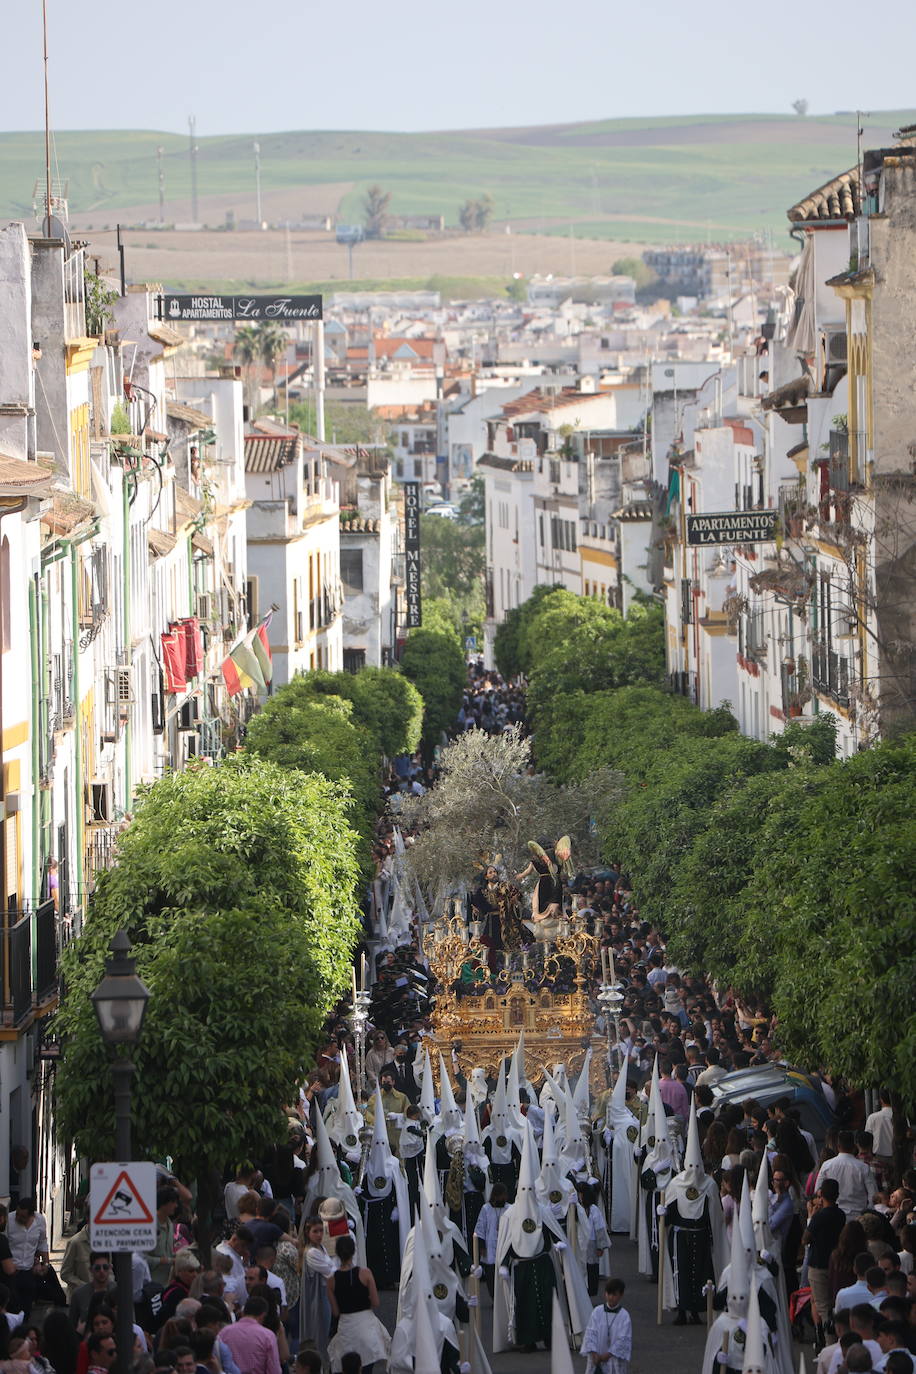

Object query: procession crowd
[1,669,913,1374]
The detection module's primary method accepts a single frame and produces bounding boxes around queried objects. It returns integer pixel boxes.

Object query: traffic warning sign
[89,1162,157,1251]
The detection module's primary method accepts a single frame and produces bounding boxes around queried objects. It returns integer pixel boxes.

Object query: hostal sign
[685,510,778,546]
[157,294,323,321]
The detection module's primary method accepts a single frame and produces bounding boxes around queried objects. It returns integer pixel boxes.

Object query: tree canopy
[244,686,380,861]
[399,630,466,754]
[54,756,361,1177]
[419,511,486,637]
[401,726,622,898]
[279,667,423,760]
[508,567,916,1096]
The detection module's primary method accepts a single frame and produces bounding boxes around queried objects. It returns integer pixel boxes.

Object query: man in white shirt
[815,1131,878,1219]
[6,1198,49,1319]
[694,1048,728,1087]
[865,1090,895,1163]
[215,1225,253,1308]
[835,1253,876,1312]
[873,1318,915,1371]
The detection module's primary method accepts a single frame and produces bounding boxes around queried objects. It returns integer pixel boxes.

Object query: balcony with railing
[3,912,32,1027]
[35,899,58,1003]
[86,824,121,887]
[777,479,812,539]
[2,899,60,1029]
[812,642,851,708]
[63,246,87,342]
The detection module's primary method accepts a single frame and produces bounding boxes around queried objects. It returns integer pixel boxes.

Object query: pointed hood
[419,1047,436,1126]
[501,1122,547,1258]
[506,1051,526,1132]
[463,1088,486,1166]
[315,1099,343,1187]
[664,1094,715,1218]
[652,1072,670,1152]
[741,1274,767,1374]
[608,1058,637,1132]
[411,1222,443,1374]
[641,1055,661,1151]
[468,1067,489,1108]
[327,1050,363,1156]
[536,1103,575,1216]
[642,1055,674,1191]
[558,1084,587,1178]
[423,1124,444,1212]
[738,1172,756,1264]
[365,1083,396,1197]
[438,1056,462,1136]
[752,1157,773,1256]
[550,1291,575,1374]
[482,1060,520,1162]
[683,1095,703,1174]
[572,1049,592,1119]
[725,1183,751,1317]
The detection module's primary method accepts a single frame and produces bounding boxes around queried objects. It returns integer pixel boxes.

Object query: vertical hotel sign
[403,482,422,628]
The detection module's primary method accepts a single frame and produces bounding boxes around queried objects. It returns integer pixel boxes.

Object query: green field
[4,110,915,244]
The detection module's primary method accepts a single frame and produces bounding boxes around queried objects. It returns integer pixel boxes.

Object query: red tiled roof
[500,387,608,419]
[372,336,439,360]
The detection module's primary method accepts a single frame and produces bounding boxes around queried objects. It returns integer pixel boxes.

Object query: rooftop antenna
[856,110,869,200]
[41,0,52,234]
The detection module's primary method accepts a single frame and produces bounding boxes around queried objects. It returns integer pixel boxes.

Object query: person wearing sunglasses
[68,1254,114,1335]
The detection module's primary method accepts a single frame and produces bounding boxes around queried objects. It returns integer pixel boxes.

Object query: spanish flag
[222,613,273,696]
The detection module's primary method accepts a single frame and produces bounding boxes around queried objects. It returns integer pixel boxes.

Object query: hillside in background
[3,110,915,246]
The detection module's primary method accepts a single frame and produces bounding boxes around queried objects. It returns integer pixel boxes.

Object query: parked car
[424,501,458,520]
[710,1063,835,1146]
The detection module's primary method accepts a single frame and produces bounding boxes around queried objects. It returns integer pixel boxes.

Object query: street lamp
[91,931,150,1374]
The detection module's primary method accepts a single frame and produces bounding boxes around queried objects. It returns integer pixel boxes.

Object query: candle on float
[360,951,367,991]
[351,967,358,1005]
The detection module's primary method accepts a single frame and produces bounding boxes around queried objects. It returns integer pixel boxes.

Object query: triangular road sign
[93,1168,155,1226]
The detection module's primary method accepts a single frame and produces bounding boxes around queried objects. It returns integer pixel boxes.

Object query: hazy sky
[5,0,914,134]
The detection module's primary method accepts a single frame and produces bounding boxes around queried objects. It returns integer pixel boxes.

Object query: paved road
[378,1226,713,1374]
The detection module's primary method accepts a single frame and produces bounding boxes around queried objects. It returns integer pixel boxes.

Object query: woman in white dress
[325,1236,390,1374]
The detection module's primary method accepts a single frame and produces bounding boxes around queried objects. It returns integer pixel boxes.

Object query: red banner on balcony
[161,630,188,693]
[179,617,204,677]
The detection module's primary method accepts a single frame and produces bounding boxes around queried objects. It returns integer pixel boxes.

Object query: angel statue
[515,835,572,942]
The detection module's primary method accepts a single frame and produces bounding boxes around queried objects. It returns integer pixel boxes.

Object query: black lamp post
[91,931,150,1374]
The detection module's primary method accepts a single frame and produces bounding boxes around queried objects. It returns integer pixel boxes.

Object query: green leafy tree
[54,757,360,1241]
[289,667,423,760]
[233,324,262,415]
[457,476,485,526]
[535,684,737,783]
[399,629,466,755]
[256,320,289,401]
[611,256,656,290]
[526,600,666,727]
[739,734,916,1100]
[363,185,391,239]
[289,400,385,448]
[419,597,464,645]
[492,585,575,681]
[505,278,527,303]
[610,732,781,928]
[459,201,478,232]
[245,688,380,861]
[475,194,493,230]
[420,513,486,634]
